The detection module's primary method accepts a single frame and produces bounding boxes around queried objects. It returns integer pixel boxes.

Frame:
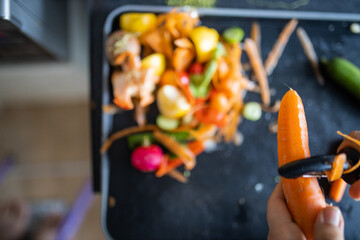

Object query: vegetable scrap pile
[101,9,299,182]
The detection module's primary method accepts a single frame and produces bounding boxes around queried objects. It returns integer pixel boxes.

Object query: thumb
[314,206,344,240]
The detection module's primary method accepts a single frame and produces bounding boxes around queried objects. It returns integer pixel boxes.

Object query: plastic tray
[100,5,360,239]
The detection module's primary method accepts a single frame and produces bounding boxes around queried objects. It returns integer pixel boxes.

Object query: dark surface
[90,2,360,239]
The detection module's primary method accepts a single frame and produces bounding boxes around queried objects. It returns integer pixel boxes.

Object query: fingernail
[321,207,341,227]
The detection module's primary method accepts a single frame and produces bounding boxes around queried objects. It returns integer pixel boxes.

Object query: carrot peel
[325,153,346,182]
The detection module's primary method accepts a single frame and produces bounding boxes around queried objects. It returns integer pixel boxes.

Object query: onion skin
[131,145,164,172]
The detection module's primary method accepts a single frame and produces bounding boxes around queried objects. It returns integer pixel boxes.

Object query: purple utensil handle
[56,179,94,240]
[0,157,14,185]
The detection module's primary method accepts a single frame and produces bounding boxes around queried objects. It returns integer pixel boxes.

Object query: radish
[131,144,163,172]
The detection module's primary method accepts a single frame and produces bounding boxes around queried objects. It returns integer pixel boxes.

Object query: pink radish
[131,145,163,172]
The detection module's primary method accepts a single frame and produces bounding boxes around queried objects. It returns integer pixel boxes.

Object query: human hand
[349,179,360,200]
[267,182,344,240]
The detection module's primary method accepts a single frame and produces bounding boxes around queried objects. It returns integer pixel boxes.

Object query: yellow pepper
[120,13,156,34]
[141,53,166,76]
[190,26,219,63]
[157,85,191,119]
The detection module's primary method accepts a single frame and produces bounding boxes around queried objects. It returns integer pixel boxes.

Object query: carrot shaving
[141,29,173,59]
[134,100,147,126]
[100,125,159,153]
[244,38,270,106]
[325,153,346,182]
[343,160,360,175]
[296,27,324,85]
[173,47,195,72]
[156,154,169,177]
[224,42,242,77]
[187,140,205,156]
[223,100,243,142]
[260,100,281,113]
[167,169,188,183]
[190,124,217,141]
[174,38,194,49]
[265,19,298,75]
[240,78,260,93]
[329,178,347,203]
[337,131,360,147]
[102,104,123,114]
[153,130,196,170]
[250,22,261,55]
[155,158,183,177]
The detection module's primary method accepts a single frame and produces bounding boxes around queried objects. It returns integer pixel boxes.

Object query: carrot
[190,124,217,140]
[187,140,205,156]
[260,100,281,113]
[155,157,183,177]
[167,169,188,183]
[244,38,270,106]
[174,38,194,49]
[265,19,298,75]
[153,130,196,170]
[173,47,195,72]
[250,21,261,55]
[277,89,326,240]
[100,125,158,153]
[325,153,346,182]
[296,27,324,85]
[329,178,347,203]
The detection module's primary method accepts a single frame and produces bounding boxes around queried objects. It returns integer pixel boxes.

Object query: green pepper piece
[242,102,262,121]
[127,131,190,149]
[190,74,203,86]
[213,42,227,59]
[200,59,217,89]
[127,133,155,149]
[156,115,179,131]
[223,27,245,44]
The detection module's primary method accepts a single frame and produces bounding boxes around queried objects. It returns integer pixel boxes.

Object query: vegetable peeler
[278,147,360,184]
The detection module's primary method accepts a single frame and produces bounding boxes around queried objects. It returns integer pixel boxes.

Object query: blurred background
[0,0,104,239]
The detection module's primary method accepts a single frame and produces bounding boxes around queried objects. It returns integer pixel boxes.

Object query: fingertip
[314,206,344,240]
[349,180,360,201]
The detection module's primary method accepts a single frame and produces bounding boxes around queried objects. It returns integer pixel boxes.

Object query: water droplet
[274,176,281,183]
[238,198,246,205]
[255,183,264,192]
[335,42,343,50]
[265,112,271,120]
[328,24,335,32]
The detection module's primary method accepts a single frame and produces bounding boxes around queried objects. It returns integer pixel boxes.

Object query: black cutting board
[100,6,360,239]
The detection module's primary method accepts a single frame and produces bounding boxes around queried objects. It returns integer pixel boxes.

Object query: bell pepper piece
[190,26,219,63]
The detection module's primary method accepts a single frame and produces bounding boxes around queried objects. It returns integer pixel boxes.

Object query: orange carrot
[155,158,183,177]
[250,21,261,55]
[278,89,326,240]
[153,130,196,170]
[296,27,324,85]
[173,47,195,72]
[187,140,205,156]
[190,124,217,141]
[329,178,347,203]
[100,125,158,153]
[326,153,346,182]
[167,169,188,183]
[265,19,298,75]
[260,100,281,113]
[156,154,169,177]
[244,38,270,106]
